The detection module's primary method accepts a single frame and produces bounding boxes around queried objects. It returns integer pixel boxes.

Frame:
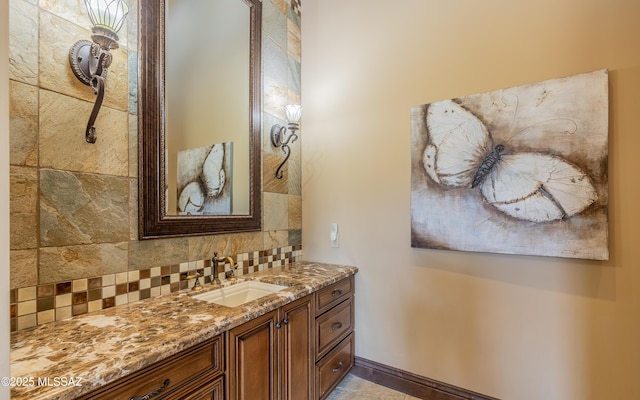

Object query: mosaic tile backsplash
[10,246,302,332]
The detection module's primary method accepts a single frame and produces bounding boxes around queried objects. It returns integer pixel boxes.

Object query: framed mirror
[139,0,262,239]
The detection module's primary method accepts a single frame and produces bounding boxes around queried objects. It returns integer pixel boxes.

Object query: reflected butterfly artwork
[410,70,609,260]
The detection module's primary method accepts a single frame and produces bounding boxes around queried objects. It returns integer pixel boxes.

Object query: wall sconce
[69,0,129,143]
[271,105,303,179]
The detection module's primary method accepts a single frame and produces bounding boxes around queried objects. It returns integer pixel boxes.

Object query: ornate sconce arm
[68,0,128,144]
[271,125,299,179]
[86,73,106,143]
[270,105,302,179]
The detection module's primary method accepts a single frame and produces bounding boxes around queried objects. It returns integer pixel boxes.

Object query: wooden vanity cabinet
[77,334,224,400]
[77,275,355,400]
[225,276,354,400]
[227,294,315,400]
[314,276,355,400]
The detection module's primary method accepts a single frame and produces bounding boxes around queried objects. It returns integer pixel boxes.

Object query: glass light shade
[284,105,303,124]
[84,0,129,33]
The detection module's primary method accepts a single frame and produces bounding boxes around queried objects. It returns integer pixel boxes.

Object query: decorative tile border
[291,0,302,18]
[10,245,302,332]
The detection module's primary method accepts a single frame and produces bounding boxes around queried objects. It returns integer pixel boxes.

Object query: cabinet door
[280,295,314,400]
[228,309,278,400]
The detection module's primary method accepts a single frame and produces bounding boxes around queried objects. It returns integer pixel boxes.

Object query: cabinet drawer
[180,375,224,400]
[315,333,354,400]
[79,335,223,400]
[316,297,353,359]
[315,276,354,316]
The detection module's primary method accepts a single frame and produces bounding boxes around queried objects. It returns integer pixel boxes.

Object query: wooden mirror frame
[138,0,262,239]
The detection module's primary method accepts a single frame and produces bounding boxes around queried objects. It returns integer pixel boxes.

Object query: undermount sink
[192,281,288,308]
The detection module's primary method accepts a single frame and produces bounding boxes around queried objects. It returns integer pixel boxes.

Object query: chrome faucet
[212,252,238,282]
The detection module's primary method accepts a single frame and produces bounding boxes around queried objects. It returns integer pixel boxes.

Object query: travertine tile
[55,306,71,321]
[288,195,301,229]
[228,232,265,255]
[287,19,301,63]
[288,229,301,246]
[129,178,138,240]
[264,152,289,193]
[264,192,288,231]
[39,10,128,111]
[264,75,288,120]
[271,0,287,14]
[128,114,138,177]
[128,52,138,115]
[9,80,38,166]
[263,36,288,88]
[288,158,301,195]
[187,232,265,262]
[39,242,129,284]
[10,250,38,289]
[128,237,189,271]
[39,89,128,176]
[9,0,38,85]
[264,230,288,250]
[126,0,138,51]
[40,169,129,246]
[263,0,287,49]
[17,314,36,330]
[288,56,301,97]
[37,309,55,325]
[10,166,38,250]
[187,235,232,262]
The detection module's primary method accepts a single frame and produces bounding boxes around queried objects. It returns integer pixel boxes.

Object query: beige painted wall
[301,0,640,399]
[1,0,11,394]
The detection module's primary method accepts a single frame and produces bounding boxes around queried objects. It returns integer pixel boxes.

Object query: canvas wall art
[410,70,609,260]
[177,142,233,215]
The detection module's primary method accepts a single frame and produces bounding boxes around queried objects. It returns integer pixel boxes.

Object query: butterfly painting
[176,142,233,215]
[411,70,609,260]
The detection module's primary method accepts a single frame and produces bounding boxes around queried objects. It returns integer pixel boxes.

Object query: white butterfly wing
[178,181,205,214]
[423,100,493,187]
[201,143,226,197]
[480,153,597,222]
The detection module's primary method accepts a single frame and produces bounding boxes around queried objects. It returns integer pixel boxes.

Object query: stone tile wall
[8,0,303,331]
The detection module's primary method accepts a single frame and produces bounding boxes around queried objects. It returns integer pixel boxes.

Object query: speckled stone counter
[10,262,358,400]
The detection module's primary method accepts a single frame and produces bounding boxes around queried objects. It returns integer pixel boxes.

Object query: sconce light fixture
[271,105,303,179]
[69,0,129,143]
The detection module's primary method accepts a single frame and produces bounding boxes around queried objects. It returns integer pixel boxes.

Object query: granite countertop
[10,261,358,400]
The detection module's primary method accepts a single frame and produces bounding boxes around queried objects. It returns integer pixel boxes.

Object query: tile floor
[326,373,421,400]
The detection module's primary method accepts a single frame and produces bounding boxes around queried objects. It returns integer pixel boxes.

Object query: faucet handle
[190,272,203,291]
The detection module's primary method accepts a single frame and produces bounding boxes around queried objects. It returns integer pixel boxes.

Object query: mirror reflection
[166,0,250,215]
[138,0,261,239]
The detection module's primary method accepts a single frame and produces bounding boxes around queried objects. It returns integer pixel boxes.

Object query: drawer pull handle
[331,289,343,297]
[331,322,343,331]
[332,361,344,373]
[283,318,289,325]
[276,321,282,328]
[130,378,170,400]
